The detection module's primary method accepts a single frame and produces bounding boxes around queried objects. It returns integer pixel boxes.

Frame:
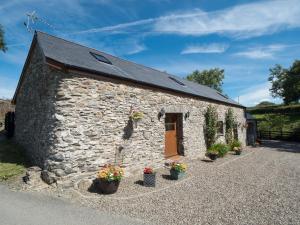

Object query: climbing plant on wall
[204,105,218,149]
[225,108,235,144]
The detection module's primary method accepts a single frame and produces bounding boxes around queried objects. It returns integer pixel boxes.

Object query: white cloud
[74,0,300,38]
[154,0,300,38]
[126,43,146,55]
[181,43,229,54]
[234,82,281,106]
[234,44,288,59]
[0,77,17,99]
[72,18,155,35]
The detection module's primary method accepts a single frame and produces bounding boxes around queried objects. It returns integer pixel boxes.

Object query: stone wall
[47,69,246,177]
[15,43,246,179]
[14,44,58,167]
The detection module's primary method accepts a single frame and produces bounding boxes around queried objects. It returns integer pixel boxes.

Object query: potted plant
[230,140,242,155]
[233,147,242,155]
[209,143,229,158]
[143,167,156,187]
[206,149,218,160]
[97,164,124,194]
[170,162,187,180]
[129,111,144,128]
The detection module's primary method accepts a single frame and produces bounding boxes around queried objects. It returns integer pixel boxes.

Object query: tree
[186,68,225,93]
[0,24,7,52]
[268,60,300,104]
[258,114,287,132]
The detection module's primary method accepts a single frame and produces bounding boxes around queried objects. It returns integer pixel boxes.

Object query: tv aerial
[24,11,56,33]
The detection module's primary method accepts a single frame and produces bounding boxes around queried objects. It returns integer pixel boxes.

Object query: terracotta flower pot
[143,173,156,187]
[97,179,120,194]
[170,169,185,180]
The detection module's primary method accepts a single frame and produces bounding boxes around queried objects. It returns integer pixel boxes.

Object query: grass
[0,139,27,181]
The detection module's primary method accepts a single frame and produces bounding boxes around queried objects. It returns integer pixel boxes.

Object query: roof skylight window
[217,92,229,99]
[169,76,186,86]
[90,52,112,65]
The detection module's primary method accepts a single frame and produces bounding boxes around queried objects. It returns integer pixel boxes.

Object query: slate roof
[36,31,243,108]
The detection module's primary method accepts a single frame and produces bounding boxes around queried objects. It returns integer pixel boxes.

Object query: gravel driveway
[69,140,300,225]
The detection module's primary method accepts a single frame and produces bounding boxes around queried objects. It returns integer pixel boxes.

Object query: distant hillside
[247,104,300,115]
[247,103,300,133]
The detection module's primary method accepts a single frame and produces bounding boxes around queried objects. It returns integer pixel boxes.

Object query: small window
[169,76,186,86]
[90,52,112,65]
[217,121,224,135]
[165,123,175,131]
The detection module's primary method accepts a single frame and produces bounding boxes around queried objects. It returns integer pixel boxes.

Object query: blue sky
[1,0,300,106]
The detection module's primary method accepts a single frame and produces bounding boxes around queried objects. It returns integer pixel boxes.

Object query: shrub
[204,105,218,149]
[209,143,229,157]
[230,140,242,151]
[225,108,235,144]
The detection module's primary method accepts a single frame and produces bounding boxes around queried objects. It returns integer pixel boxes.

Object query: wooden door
[165,114,178,158]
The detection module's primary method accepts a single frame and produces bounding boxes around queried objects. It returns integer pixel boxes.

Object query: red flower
[144,167,153,174]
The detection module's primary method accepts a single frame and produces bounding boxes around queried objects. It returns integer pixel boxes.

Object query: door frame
[164,113,183,158]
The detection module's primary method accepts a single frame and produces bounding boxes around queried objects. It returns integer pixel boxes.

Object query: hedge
[247,104,300,114]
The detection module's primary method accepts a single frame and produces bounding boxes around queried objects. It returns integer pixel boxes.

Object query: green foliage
[258,114,289,131]
[129,111,144,121]
[186,68,225,93]
[247,103,300,114]
[230,140,242,151]
[208,143,229,157]
[268,60,300,104]
[206,148,218,155]
[204,105,218,149]
[225,108,235,144]
[0,25,7,52]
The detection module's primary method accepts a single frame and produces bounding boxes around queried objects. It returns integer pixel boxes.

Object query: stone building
[12,31,247,178]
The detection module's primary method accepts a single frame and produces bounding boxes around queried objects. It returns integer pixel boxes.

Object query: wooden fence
[258,130,300,142]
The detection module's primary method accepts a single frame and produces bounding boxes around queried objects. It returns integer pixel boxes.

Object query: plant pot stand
[143,173,156,187]
[97,179,120,194]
